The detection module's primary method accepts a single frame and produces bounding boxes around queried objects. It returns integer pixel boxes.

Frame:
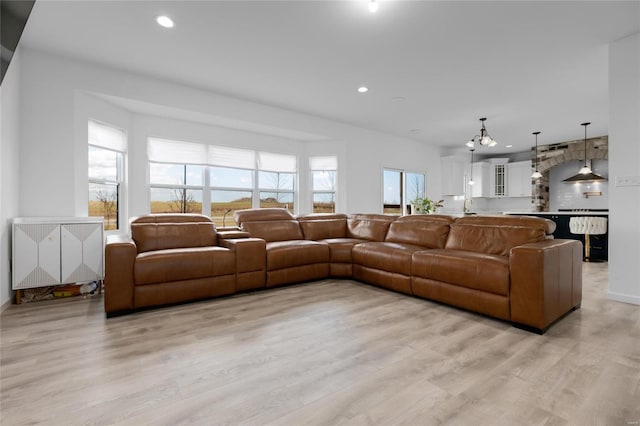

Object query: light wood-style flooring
[1,263,639,425]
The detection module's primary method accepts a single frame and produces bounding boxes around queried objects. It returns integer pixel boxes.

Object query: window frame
[88,120,127,232]
[310,156,337,214]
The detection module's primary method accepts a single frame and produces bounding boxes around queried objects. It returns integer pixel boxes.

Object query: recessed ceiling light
[156,15,174,28]
[392,97,405,102]
[506,145,513,148]
[357,86,369,93]
[368,0,379,13]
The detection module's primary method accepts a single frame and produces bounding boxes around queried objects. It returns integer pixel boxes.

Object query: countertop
[503,211,609,216]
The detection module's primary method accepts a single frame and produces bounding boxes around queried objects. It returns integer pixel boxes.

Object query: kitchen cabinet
[441,156,465,196]
[507,160,533,197]
[490,163,507,197]
[471,162,490,198]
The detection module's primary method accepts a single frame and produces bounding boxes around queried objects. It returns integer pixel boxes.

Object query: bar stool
[569,216,608,262]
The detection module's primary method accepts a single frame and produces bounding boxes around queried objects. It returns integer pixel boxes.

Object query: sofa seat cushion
[266,240,329,271]
[321,238,368,263]
[411,249,509,296]
[352,242,426,276]
[135,247,235,286]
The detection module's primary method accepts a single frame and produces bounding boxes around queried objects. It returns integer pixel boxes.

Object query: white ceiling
[20,0,640,154]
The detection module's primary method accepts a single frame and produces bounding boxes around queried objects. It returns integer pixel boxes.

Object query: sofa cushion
[385,215,453,249]
[234,208,295,225]
[412,249,510,296]
[266,240,330,270]
[445,223,547,256]
[456,215,556,235]
[131,222,217,254]
[353,241,426,276]
[347,214,395,241]
[298,215,348,240]
[241,220,304,242]
[135,247,235,285]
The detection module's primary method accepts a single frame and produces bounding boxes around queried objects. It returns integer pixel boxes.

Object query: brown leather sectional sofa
[104,209,583,333]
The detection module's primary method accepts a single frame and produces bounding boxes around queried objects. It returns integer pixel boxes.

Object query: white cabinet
[507,161,533,197]
[471,162,490,198]
[441,156,465,196]
[12,218,104,290]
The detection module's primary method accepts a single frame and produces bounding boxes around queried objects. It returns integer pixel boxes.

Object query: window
[310,156,337,213]
[405,172,426,212]
[383,169,403,214]
[149,163,204,214]
[383,168,426,215]
[88,120,126,231]
[147,139,298,225]
[258,152,296,213]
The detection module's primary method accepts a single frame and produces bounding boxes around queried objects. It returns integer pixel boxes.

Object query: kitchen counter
[504,211,609,216]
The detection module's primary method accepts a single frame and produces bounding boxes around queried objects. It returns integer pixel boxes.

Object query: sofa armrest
[104,234,137,315]
[219,237,266,291]
[510,239,583,332]
[217,230,252,239]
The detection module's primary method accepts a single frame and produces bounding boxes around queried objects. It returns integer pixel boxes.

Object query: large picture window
[88,120,126,231]
[148,139,298,225]
[310,156,337,213]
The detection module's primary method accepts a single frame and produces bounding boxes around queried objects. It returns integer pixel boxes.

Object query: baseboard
[606,291,640,306]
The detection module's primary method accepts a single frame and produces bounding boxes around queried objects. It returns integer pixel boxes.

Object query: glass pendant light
[531,131,543,179]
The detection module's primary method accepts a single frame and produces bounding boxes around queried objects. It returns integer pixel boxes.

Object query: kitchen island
[504,211,608,261]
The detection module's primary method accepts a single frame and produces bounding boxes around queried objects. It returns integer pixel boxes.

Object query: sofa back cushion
[445,216,549,256]
[233,208,304,242]
[130,214,216,253]
[234,208,294,225]
[298,214,348,240]
[385,215,453,249]
[346,214,395,241]
[241,220,303,242]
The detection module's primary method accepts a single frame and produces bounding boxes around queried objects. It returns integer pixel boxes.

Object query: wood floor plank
[1,263,639,425]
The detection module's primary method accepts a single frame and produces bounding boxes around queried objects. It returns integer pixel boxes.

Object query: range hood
[563,160,607,182]
[563,171,606,182]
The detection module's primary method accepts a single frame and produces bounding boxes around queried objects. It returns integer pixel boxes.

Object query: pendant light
[468,148,475,185]
[563,122,605,182]
[466,117,497,148]
[579,122,592,174]
[531,131,543,179]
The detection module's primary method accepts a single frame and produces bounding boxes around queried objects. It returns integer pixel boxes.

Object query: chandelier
[466,117,497,148]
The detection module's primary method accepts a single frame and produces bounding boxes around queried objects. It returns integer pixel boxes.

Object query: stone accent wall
[531,136,608,211]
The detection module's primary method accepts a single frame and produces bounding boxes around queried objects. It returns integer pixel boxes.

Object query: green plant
[410,197,444,214]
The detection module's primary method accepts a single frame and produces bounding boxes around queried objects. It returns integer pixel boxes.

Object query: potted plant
[410,197,444,214]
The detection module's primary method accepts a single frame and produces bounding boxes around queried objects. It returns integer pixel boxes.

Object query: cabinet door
[507,161,533,197]
[490,164,507,197]
[61,223,104,284]
[471,162,490,198]
[441,157,465,196]
[13,223,61,289]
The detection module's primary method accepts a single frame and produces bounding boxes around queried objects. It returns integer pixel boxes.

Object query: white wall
[0,48,22,307]
[17,48,440,220]
[608,32,640,305]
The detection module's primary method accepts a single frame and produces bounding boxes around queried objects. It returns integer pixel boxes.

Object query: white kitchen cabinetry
[471,162,491,198]
[441,156,465,196]
[507,161,533,197]
[12,218,104,292]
